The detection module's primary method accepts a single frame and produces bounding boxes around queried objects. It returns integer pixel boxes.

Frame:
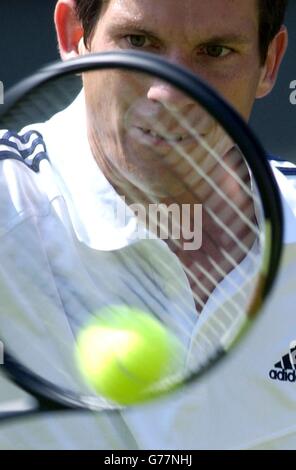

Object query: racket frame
[0,51,283,414]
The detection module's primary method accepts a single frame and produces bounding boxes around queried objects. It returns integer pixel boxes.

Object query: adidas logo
[269,341,296,382]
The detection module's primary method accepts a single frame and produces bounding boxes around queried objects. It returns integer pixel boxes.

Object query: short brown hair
[75,0,288,63]
[258,0,288,63]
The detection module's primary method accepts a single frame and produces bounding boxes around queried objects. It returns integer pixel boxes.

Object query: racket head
[0,51,283,409]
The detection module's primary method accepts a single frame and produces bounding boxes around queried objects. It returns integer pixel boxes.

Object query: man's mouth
[136,126,190,145]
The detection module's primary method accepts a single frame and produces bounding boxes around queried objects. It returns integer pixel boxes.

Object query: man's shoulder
[269,155,296,180]
[0,128,51,235]
[0,128,48,172]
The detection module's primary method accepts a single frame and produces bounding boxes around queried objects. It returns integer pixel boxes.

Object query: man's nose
[146,79,195,109]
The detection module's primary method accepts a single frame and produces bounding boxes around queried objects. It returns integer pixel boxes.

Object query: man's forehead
[101,0,259,39]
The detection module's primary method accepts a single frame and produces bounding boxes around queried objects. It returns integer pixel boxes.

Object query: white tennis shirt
[0,94,296,449]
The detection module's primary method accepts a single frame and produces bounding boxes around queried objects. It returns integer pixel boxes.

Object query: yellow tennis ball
[75,306,183,405]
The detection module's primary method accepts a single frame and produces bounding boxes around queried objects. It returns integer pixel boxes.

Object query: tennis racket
[0,51,283,423]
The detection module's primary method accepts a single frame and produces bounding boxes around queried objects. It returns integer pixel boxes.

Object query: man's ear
[256,26,288,99]
[54,0,85,60]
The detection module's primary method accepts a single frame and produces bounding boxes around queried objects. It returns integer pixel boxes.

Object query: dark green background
[1,0,295,162]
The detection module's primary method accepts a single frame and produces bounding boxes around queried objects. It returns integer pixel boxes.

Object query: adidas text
[269,369,296,382]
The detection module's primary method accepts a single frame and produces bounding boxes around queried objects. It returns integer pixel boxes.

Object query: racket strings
[118,85,261,258]
[119,97,259,232]
[131,247,232,360]
[153,156,261,318]
[108,86,264,359]
[160,101,261,204]
[142,190,256,300]
[39,72,264,382]
[162,138,259,236]
[115,249,200,344]
[98,200,247,362]
[114,178,259,331]
[114,142,260,306]
[118,179,259,340]
[147,106,261,259]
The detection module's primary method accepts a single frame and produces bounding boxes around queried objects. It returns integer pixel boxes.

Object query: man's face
[81,0,264,199]
[85,0,264,118]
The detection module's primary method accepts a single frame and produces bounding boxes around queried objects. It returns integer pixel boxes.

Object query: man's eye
[127,35,149,48]
[202,45,232,58]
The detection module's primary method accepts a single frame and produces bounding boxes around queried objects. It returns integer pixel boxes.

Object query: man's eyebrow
[107,18,253,45]
[106,17,156,35]
[199,34,252,45]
